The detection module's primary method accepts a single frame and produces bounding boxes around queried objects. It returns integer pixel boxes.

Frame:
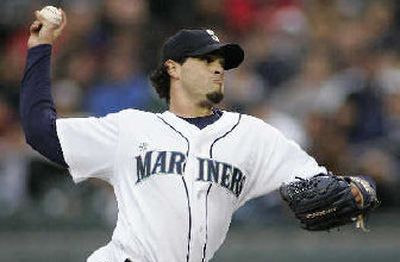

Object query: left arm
[239,116,379,230]
[280,173,380,231]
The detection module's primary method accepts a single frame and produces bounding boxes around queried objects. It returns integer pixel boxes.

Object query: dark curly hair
[149,57,187,104]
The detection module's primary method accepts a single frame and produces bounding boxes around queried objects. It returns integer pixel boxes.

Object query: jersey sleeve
[241,117,326,203]
[56,113,119,184]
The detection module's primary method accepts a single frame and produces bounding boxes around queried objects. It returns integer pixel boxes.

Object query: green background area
[1,212,399,262]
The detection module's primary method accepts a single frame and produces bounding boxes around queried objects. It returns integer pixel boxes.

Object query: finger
[59,8,67,27]
[351,187,359,197]
[351,186,364,206]
[56,9,67,32]
[355,195,362,203]
[30,20,42,33]
[34,10,45,23]
[54,9,67,36]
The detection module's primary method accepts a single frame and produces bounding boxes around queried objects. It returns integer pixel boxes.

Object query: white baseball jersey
[56,109,326,262]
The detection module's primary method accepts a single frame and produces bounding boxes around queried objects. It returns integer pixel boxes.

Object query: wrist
[28,43,53,50]
[28,40,53,49]
[28,43,53,53]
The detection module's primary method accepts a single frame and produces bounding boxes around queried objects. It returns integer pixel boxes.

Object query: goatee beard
[206,91,224,104]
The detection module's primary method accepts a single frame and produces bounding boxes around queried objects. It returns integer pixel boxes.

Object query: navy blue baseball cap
[161,29,244,70]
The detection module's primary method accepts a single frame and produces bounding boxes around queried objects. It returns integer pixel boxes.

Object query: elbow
[20,106,57,150]
[23,123,46,151]
[21,114,52,150]
[21,116,68,169]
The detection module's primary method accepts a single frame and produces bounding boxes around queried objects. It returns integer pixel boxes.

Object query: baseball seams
[39,6,62,26]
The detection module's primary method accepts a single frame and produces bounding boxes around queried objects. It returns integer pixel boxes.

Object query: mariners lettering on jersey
[135,151,246,197]
[196,157,246,197]
[136,151,186,183]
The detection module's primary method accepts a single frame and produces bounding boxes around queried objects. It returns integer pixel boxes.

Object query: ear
[164,59,180,80]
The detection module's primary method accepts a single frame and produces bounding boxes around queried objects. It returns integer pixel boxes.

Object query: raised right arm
[20,9,68,167]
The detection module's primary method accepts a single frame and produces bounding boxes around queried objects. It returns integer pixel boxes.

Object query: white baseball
[39,6,62,26]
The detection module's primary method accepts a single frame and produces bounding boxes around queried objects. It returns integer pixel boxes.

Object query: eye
[196,54,224,67]
[201,55,215,64]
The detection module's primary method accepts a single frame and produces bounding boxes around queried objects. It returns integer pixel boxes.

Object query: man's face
[179,53,225,106]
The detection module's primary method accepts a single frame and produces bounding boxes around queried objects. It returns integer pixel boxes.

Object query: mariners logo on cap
[206,29,220,42]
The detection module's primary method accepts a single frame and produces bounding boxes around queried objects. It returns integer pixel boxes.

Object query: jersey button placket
[186,150,203,262]
[193,183,208,261]
[190,139,208,261]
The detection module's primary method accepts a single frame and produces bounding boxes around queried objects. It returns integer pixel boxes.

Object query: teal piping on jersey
[156,116,192,262]
[201,113,242,262]
[201,184,212,262]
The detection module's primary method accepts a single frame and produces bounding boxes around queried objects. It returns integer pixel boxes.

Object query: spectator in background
[82,0,155,116]
[223,63,265,112]
[250,101,308,148]
[52,80,84,116]
[342,88,386,144]
[376,53,400,160]
[270,48,333,120]
[356,147,399,208]
[1,0,400,229]
[84,34,154,116]
[0,95,29,215]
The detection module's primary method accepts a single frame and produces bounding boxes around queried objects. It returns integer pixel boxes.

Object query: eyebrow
[194,54,225,63]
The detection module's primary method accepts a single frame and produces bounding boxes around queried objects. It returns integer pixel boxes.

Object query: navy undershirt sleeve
[20,44,68,168]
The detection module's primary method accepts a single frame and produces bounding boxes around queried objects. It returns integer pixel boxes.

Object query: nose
[213,63,224,76]
[210,58,224,76]
[214,69,223,75]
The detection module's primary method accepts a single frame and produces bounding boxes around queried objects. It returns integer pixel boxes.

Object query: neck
[169,97,213,118]
[169,85,213,118]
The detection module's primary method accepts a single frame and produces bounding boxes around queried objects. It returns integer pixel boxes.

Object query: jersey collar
[159,110,240,139]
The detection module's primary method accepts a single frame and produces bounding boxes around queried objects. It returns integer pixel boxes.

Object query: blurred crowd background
[1,0,400,261]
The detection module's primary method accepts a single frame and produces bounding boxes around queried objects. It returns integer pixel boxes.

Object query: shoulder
[222,111,263,124]
[224,111,280,135]
[78,109,158,128]
[117,108,157,119]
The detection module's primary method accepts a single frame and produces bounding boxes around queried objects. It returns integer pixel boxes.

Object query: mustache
[212,76,224,82]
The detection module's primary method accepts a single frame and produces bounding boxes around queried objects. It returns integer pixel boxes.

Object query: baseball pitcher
[20,8,379,262]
